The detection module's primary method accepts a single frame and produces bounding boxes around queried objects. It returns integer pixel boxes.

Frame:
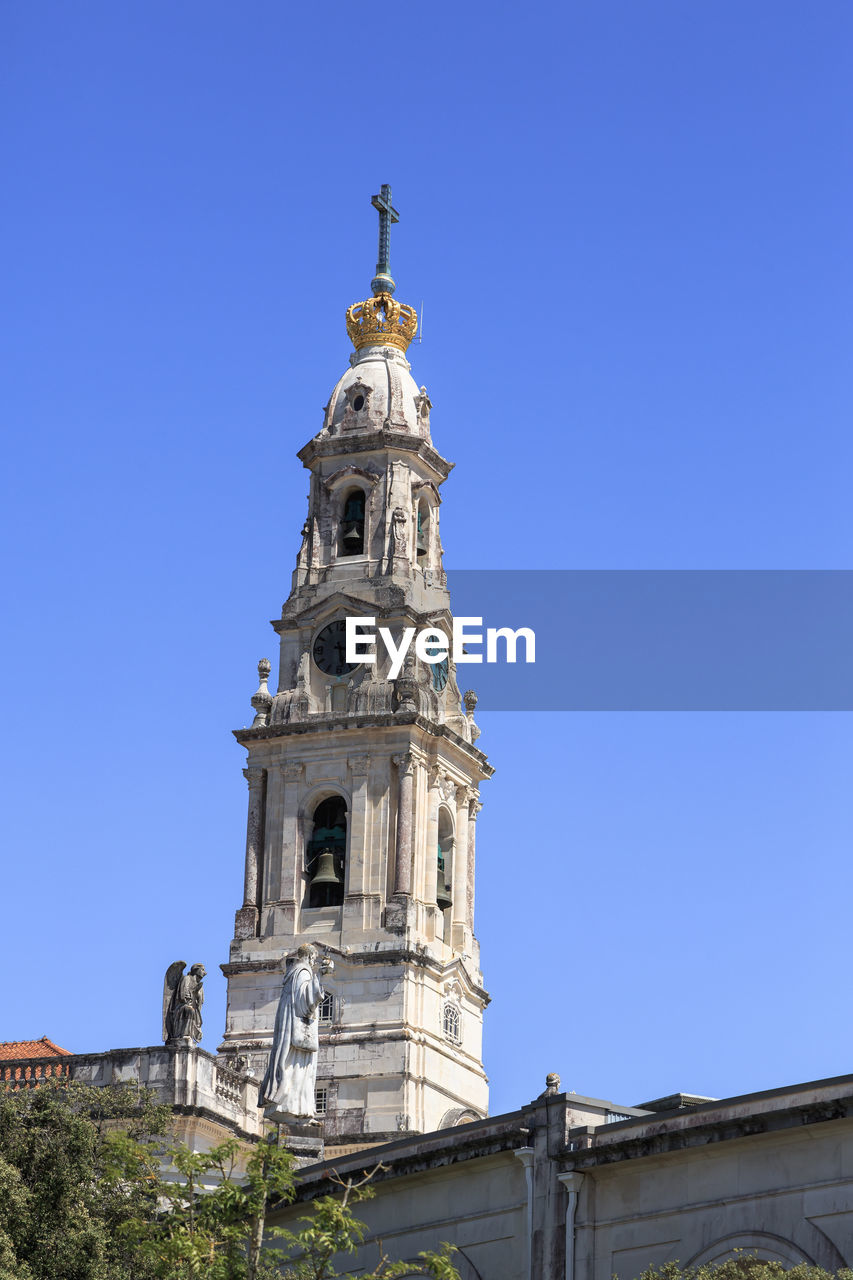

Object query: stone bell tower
[219,186,492,1150]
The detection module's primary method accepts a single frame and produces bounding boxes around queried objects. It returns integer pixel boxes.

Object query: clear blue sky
[2,2,851,1115]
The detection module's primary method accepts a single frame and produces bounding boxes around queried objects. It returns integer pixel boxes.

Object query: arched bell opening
[306,795,347,908]
[339,488,366,557]
[436,807,454,919]
[416,498,431,563]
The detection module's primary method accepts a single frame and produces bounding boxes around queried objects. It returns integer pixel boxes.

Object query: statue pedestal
[266,1112,325,1166]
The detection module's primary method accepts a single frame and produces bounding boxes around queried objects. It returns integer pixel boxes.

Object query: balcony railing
[1,1058,71,1090]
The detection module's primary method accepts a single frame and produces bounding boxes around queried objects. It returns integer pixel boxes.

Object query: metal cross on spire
[370,184,399,297]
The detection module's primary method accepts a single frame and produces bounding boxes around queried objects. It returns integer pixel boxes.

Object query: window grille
[442,1003,461,1044]
[319,992,334,1025]
[315,1087,328,1115]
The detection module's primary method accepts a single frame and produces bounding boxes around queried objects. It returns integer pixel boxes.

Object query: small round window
[353,394,365,411]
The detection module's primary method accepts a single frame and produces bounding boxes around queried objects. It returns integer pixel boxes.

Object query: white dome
[321,344,430,440]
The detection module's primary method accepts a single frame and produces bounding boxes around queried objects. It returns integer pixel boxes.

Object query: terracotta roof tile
[0,1037,72,1060]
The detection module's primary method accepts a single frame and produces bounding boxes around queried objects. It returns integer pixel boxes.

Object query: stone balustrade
[1,1057,71,1089]
[1,1044,264,1145]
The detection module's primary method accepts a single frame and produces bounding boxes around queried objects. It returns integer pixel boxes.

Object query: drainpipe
[513,1147,535,1280]
[557,1172,585,1280]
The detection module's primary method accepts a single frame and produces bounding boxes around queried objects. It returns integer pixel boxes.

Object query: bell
[416,529,427,554]
[436,862,453,912]
[342,522,362,548]
[311,848,343,889]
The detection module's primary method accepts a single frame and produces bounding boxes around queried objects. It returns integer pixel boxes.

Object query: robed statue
[162,961,206,1045]
[260,943,333,1123]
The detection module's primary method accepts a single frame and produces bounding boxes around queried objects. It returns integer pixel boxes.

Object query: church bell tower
[220,187,492,1150]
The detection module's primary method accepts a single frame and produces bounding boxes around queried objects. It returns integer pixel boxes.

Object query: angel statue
[162,961,206,1045]
[260,943,333,1124]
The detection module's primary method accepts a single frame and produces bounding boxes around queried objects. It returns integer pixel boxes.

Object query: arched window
[306,796,346,908]
[436,808,453,912]
[443,1004,461,1044]
[416,499,430,561]
[339,489,365,556]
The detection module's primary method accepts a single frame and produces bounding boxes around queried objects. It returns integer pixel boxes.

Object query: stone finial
[251,658,273,727]
[539,1071,561,1098]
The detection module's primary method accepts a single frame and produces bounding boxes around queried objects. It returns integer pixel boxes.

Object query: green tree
[634,1260,853,1280]
[0,1082,459,1279]
[129,1136,459,1280]
[0,1079,170,1280]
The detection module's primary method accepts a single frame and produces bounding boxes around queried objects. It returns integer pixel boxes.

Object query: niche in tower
[339,488,366,557]
[306,796,347,908]
[416,498,430,562]
[436,807,454,917]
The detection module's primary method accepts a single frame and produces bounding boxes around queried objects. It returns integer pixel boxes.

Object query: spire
[346,184,417,353]
[370,183,399,296]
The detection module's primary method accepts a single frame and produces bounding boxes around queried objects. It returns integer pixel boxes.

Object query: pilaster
[451,784,472,952]
[235,767,265,940]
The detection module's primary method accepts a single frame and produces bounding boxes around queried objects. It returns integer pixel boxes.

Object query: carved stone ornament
[392,750,415,776]
[343,380,371,415]
[391,506,408,551]
[429,767,455,802]
[414,386,432,430]
[243,766,265,791]
[394,671,418,712]
[349,754,370,776]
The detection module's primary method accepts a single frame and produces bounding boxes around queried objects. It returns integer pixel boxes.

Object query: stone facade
[268,1073,853,1279]
[220,329,493,1147]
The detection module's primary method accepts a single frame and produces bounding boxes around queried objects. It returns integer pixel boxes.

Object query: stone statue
[259,943,333,1123]
[162,961,206,1045]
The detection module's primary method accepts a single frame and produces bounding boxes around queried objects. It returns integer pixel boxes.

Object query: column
[451,785,470,943]
[235,767,265,939]
[392,751,414,896]
[425,766,442,905]
[466,794,482,931]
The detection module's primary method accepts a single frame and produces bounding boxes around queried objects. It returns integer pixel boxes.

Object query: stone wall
[2,1044,264,1149]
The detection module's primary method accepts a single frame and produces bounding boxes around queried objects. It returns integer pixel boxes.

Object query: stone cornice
[297,429,453,483]
[562,1075,853,1170]
[286,1111,531,1204]
[220,947,490,1004]
[233,712,493,777]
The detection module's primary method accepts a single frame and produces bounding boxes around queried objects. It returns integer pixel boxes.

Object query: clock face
[312,620,359,677]
[431,655,449,692]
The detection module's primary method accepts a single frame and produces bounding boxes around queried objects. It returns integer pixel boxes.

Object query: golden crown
[346,293,418,353]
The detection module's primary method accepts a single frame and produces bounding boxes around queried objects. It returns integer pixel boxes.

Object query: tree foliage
[0,1082,459,1279]
[635,1260,853,1280]
[0,1079,170,1280]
